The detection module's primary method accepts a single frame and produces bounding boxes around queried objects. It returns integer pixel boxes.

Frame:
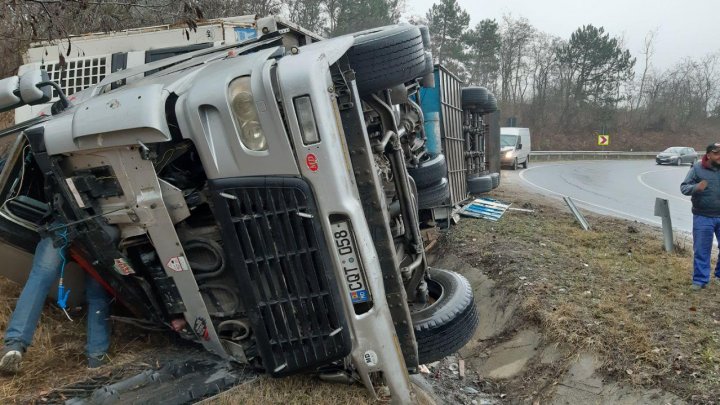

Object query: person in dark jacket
[680,142,720,290]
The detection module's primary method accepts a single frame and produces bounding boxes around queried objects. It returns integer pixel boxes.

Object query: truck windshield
[501,135,519,147]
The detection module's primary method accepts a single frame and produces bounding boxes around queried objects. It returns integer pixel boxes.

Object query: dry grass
[0,276,168,403]
[207,375,375,405]
[0,111,13,130]
[445,193,720,402]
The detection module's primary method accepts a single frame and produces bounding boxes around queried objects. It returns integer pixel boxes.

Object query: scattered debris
[508,207,535,213]
[459,359,465,379]
[419,364,431,374]
[460,198,511,221]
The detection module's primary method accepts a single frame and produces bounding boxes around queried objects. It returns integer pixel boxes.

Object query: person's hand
[697,180,708,192]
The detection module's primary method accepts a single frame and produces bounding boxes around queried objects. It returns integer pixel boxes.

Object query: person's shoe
[0,346,23,374]
[87,353,110,369]
[691,283,706,291]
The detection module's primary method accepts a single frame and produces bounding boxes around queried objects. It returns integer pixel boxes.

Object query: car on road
[656,147,697,165]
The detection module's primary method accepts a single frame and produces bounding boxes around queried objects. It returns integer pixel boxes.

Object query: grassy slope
[445,188,719,402]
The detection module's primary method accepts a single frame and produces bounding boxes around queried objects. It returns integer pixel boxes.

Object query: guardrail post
[563,196,590,230]
[654,198,673,252]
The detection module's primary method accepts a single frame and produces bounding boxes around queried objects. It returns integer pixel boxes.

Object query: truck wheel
[523,155,529,169]
[482,93,498,114]
[461,86,488,111]
[490,172,500,188]
[512,158,518,170]
[408,154,447,188]
[467,174,493,195]
[419,25,431,49]
[348,25,430,96]
[412,268,479,365]
[417,177,450,209]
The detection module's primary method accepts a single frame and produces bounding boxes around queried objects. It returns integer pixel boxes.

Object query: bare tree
[286,0,326,34]
[634,28,658,111]
[498,15,534,104]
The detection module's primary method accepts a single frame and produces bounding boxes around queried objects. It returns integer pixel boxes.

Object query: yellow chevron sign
[597,134,610,146]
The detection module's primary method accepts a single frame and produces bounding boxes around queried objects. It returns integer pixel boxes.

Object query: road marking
[518,164,662,226]
[636,168,691,205]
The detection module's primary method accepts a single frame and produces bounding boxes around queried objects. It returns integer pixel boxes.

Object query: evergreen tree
[464,19,500,87]
[330,0,401,36]
[557,25,635,106]
[425,0,469,75]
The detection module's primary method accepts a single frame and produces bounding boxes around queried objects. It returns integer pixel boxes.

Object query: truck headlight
[294,96,320,145]
[229,76,267,151]
[505,151,513,158]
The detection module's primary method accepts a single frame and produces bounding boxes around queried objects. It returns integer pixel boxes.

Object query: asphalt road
[511,160,694,234]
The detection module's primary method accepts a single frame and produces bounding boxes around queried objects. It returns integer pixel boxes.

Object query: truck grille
[209,178,351,376]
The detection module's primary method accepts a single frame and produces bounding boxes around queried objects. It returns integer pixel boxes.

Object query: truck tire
[482,93,498,114]
[417,177,450,209]
[461,86,488,111]
[412,268,479,365]
[420,53,435,88]
[348,25,430,96]
[490,172,500,189]
[408,154,447,188]
[419,25,431,49]
[467,174,493,195]
[523,155,529,169]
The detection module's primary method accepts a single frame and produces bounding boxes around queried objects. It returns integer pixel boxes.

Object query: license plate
[331,221,371,304]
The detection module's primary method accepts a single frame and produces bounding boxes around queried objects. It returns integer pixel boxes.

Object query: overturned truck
[0,20,478,402]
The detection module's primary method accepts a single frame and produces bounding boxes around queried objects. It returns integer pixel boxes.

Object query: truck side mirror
[0,76,22,113]
[19,69,52,105]
[517,143,522,149]
[0,69,52,113]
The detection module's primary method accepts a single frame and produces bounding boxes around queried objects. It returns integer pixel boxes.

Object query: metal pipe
[407,98,425,139]
[373,127,407,153]
[401,251,424,275]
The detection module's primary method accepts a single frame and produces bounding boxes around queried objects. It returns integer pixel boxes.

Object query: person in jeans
[681,142,720,290]
[0,230,112,373]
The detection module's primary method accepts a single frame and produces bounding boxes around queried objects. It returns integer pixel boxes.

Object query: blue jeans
[4,236,111,357]
[692,214,720,285]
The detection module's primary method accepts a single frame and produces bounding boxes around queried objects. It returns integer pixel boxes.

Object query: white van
[500,127,531,170]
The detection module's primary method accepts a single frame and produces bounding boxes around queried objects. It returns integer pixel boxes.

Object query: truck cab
[0,19,478,402]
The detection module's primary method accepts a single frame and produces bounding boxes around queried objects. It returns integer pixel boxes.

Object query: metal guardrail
[531,151,658,161]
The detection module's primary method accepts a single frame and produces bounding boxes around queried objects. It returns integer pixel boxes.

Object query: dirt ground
[1,167,717,404]
[413,170,715,405]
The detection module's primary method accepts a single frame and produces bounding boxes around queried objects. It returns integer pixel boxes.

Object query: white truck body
[15,15,321,123]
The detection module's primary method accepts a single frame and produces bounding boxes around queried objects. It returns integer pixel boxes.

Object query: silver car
[656,146,698,165]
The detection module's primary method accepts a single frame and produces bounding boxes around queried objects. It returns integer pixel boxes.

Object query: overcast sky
[403,0,720,71]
